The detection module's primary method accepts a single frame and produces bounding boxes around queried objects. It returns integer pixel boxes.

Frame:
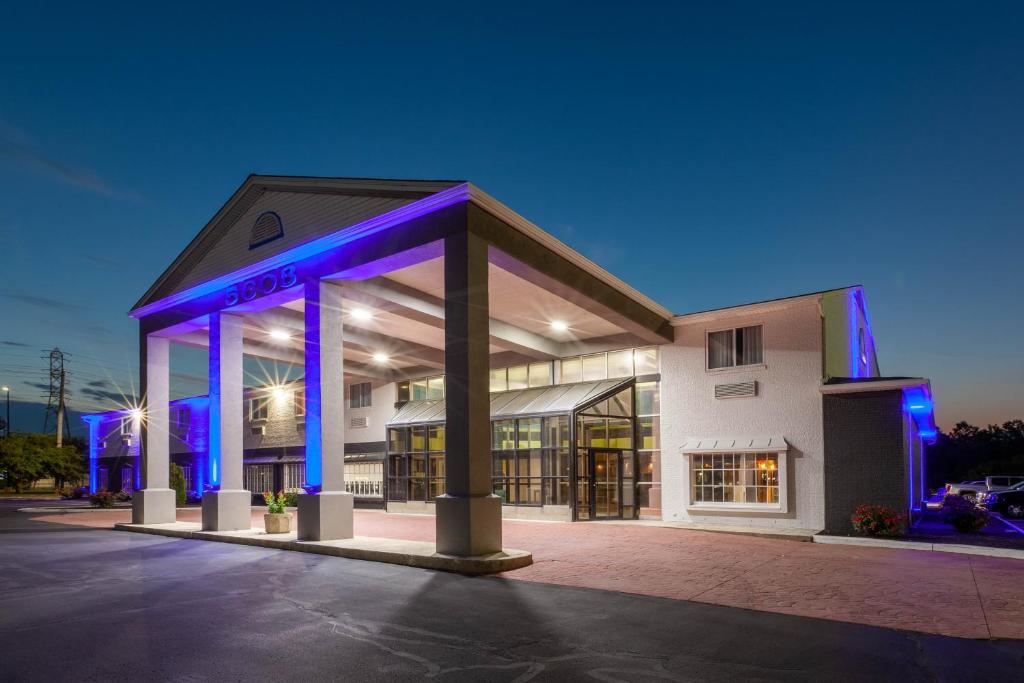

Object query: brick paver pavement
[36,507,1023,640]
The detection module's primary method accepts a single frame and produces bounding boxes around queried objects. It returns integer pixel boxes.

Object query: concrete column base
[131,488,177,524]
[201,489,252,531]
[435,494,502,557]
[298,491,354,541]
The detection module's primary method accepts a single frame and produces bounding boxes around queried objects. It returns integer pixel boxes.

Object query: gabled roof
[133,175,464,311]
[671,285,860,325]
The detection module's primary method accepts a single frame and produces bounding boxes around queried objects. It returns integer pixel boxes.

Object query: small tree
[169,463,187,507]
[0,433,85,492]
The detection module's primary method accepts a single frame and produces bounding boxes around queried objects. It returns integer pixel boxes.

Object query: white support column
[132,334,176,524]
[202,312,251,531]
[435,230,502,556]
[297,278,353,541]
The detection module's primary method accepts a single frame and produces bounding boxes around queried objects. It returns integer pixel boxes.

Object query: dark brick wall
[822,390,907,534]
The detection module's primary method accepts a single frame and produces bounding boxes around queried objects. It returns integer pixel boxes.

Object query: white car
[946,476,1024,502]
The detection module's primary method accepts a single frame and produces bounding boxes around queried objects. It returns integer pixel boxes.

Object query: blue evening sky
[1,1,1022,430]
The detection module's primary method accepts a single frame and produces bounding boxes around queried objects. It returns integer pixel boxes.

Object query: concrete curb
[813,534,1024,560]
[114,522,533,575]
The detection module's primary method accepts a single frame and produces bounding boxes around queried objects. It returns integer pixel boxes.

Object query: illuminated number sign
[224,264,297,307]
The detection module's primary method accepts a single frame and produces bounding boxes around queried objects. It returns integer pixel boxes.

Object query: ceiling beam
[342,277,563,359]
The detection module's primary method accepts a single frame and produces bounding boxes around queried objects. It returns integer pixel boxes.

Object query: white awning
[681,435,789,454]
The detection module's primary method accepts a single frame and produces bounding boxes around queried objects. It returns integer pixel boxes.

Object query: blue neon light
[129,184,472,319]
[303,286,322,488]
[208,313,223,488]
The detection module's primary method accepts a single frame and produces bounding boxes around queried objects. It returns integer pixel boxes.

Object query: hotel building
[83,176,936,555]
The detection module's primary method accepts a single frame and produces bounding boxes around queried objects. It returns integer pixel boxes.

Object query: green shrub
[942,494,990,533]
[90,491,116,508]
[169,463,187,507]
[283,491,299,508]
[851,504,903,536]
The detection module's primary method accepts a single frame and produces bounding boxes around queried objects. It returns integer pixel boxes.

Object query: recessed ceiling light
[269,329,291,341]
[550,320,569,332]
[351,308,373,321]
[372,352,389,364]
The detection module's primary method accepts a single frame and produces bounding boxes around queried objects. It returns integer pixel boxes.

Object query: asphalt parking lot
[3,500,1024,681]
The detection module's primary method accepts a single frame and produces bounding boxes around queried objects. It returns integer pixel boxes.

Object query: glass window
[349,382,372,408]
[492,420,516,450]
[411,379,428,400]
[635,381,660,416]
[428,425,445,452]
[528,362,551,387]
[489,368,507,393]
[559,357,582,384]
[634,347,659,375]
[507,365,529,390]
[708,325,763,369]
[410,426,427,452]
[708,330,734,369]
[607,349,633,378]
[426,376,444,400]
[517,418,542,449]
[582,353,607,381]
[293,391,305,418]
[397,381,410,402]
[388,428,407,453]
[690,452,779,505]
[543,416,569,448]
[736,325,763,366]
[249,396,269,422]
[639,417,660,450]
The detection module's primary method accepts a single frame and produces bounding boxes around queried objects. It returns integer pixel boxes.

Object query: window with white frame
[293,390,305,418]
[120,416,133,435]
[173,406,190,434]
[349,382,372,409]
[707,325,764,370]
[691,452,780,505]
[249,396,269,422]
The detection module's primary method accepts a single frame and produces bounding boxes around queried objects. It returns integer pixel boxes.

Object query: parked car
[945,476,1024,501]
[981,482,1024,519]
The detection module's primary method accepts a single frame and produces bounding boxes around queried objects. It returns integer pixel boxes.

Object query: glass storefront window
[560,357,582,384]
[388,428,406,453]
[428,425,445,451]
[411,426,426,452]
[635,381,660,416]
[543,416,569,448]
[517,418,542,449]
[639,417,660,450]
[607,349,633,378]
[492,420,515,450]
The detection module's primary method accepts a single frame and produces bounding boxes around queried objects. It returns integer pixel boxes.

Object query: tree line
[926,420,1024,489]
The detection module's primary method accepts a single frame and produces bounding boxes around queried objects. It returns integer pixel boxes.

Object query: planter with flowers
[262,491,292,534]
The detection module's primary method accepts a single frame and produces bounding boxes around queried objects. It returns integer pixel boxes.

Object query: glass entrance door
[592,450,621,519]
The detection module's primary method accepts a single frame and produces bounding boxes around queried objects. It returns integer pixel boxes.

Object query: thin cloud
[0,340,32,348]
[0,120,134,199]
[1,292,77,312]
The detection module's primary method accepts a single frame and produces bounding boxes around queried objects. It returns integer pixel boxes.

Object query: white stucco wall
[660,300,826,530]
[344,382,393,447]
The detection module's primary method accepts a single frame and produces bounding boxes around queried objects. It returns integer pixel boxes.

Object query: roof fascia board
[819,378,931,395]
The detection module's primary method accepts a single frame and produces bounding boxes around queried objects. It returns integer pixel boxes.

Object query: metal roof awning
[681,435,789,454]
[387,378,634,428]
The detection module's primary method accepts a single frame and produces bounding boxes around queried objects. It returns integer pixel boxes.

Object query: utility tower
[42,348,70,447]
